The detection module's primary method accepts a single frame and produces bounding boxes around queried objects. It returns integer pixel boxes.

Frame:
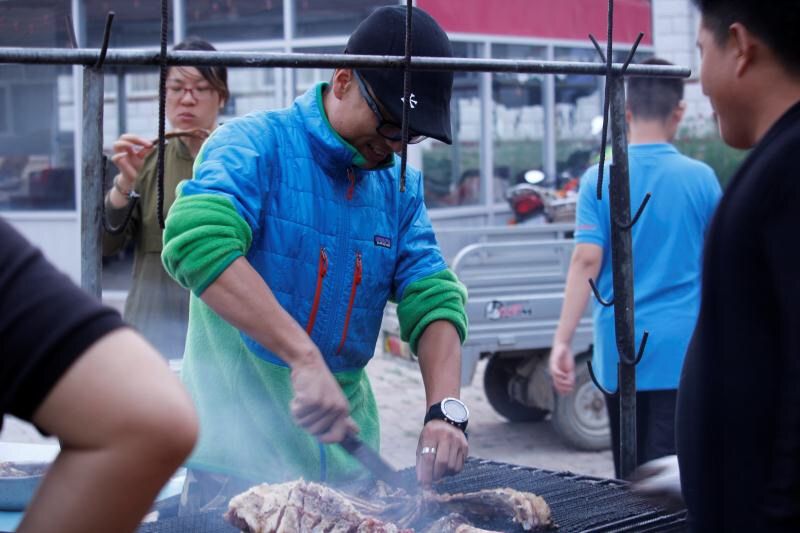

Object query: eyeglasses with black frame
[352,70,427,145]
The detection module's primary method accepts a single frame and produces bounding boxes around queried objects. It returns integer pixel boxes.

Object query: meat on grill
[225,479,553,533]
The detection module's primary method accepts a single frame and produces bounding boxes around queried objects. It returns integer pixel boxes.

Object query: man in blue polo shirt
[548,58,721,477]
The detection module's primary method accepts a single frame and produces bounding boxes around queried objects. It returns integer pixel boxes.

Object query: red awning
[417,0,652,45]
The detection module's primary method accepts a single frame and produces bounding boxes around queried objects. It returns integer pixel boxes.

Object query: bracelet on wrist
[112,176,138,199]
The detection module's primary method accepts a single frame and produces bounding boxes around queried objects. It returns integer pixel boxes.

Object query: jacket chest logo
[373,235,392,249]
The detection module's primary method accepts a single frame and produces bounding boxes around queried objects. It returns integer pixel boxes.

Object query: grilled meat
[225,480,412,533]
[421,488,552,530]
[226,479,553,532]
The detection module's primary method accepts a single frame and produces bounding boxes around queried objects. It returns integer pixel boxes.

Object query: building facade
[1,0,720,282]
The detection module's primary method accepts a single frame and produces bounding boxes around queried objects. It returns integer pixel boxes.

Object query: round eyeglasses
[353,71,427,145]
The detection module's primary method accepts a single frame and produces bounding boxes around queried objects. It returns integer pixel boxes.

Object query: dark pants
[606,389,677,479]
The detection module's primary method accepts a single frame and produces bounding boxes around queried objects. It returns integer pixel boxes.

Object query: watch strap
[424,401,468,431]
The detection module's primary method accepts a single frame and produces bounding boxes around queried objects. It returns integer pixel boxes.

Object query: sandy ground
[0,350,613,479]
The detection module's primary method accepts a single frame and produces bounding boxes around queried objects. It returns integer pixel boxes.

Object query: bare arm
[199,256,356,442]
[18,328,197,533]
[415,320,468,486]
[549,243,603,394]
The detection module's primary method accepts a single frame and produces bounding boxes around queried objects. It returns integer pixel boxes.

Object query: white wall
[652,0,716,136]
[5,214,82,283]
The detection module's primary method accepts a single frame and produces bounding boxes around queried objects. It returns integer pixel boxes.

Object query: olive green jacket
[103,139,194,358]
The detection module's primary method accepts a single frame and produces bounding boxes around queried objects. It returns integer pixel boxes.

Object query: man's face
[696,19,751,148]
[340,71,426,168]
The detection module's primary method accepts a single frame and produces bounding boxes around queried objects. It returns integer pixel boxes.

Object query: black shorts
[0,218,125,428]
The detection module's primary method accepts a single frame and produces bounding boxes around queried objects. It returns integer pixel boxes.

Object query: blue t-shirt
[575,143,721,391]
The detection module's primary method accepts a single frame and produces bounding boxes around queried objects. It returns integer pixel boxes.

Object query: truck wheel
[551,363,610,451]
[483,357,548,422]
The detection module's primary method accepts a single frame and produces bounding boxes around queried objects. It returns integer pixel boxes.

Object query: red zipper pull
[320,248,328,276]
[346,167,356,200]
[306,247,328,335]
[336,251,363,354]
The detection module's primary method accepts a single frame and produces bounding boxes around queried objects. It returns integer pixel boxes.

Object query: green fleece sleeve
[161,189,253,295]
[396,269,468,355]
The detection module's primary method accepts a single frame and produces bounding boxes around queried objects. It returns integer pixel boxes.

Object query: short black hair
[626,58,684,121]
[172,37,230,104]
[691,0,800,75]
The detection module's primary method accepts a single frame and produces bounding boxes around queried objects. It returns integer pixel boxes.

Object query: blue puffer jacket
[179,82,447,372]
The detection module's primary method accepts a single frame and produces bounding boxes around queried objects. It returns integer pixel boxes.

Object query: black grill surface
[136,458,687,532]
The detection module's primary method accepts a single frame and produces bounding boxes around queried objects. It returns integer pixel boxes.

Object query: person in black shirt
[0,218,198,533]
[633,1,800,530]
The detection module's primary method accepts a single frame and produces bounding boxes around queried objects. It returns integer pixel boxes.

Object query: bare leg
[16,328,198,533]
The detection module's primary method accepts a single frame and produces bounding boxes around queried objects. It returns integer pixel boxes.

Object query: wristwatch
[424,397,469,432]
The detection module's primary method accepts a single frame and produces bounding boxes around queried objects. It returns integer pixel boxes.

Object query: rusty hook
[587,360,618,397]
[621,32,645,75]
[614,193,652,230]
[633,331,649,365]
[94,12,115,69]
[589,278,614,307]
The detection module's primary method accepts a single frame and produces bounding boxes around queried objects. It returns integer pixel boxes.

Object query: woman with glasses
[102,38,229,360]
[161,7,470,512]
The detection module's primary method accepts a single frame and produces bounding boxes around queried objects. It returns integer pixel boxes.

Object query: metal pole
[80,67,104,299]
[0,48,691,78]
[479,42,494,221]
[607,73,637,478]
[116,68,127,135]
[543,46,557,185]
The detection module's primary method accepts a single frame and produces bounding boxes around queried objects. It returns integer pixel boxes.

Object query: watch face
[442,398,469,423]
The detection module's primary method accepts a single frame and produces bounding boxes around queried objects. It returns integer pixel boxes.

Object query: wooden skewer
[151,128,210,144]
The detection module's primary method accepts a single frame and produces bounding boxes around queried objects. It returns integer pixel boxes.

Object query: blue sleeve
[575,166,606,247]
[180,117,270,235]
[392,170,448,301]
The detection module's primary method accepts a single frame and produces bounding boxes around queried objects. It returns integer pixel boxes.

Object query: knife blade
[339,434,409,490]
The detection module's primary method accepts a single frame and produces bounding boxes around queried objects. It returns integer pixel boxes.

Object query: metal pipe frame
[608,74,637,479]
[0,47,689,77]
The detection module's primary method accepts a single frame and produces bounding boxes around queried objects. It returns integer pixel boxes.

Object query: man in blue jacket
[162,6,470,510]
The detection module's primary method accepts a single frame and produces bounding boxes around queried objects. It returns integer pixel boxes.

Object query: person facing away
[102,38,229,359]
[548,57,722,478]
[671,1,800,529]
[0,217,197,533]
[161,6,469,512]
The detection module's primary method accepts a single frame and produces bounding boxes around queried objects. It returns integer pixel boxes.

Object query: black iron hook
[633,331,649,365]
[614,193,651,230]
[587,360,618,397]
[64,15,78,49]
[589,278,614,307]
[588,34,606,63]
[94,12,115,69]
[621,32,645,74]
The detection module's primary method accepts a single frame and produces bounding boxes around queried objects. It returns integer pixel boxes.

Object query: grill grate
[137,458,687,532]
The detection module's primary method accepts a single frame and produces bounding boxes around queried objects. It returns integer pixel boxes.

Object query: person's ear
[673,100,687,123]
[331,69,355,100]
[728,22,757,78]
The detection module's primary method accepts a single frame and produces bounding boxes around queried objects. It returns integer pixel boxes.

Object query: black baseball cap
[345,6,453,145]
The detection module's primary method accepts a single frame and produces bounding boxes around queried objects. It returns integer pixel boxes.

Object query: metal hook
[64,15,78,49]
[614,193,651,230]
[621,32,645,74]
[588,34,606,63]
[94,12,115,69]
[633,331,649,365]
[587,360,618,397]
[589,278,614,307]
